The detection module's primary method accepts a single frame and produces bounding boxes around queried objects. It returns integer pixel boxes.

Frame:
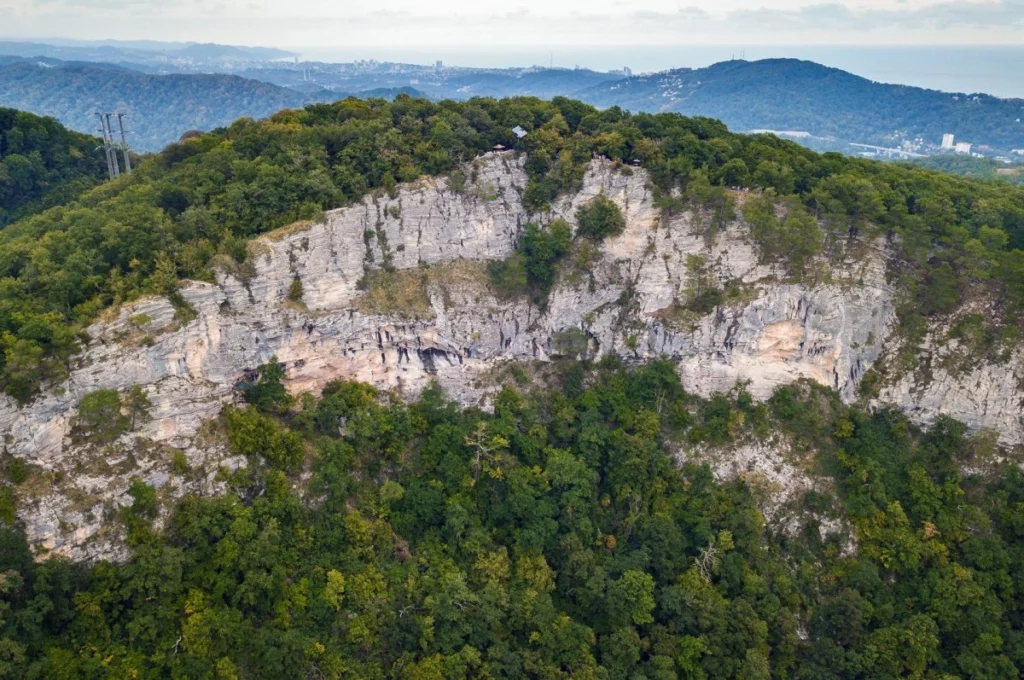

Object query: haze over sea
[297,45,1024,99]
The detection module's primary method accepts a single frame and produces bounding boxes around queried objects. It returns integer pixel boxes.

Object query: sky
[3,0,1024,51]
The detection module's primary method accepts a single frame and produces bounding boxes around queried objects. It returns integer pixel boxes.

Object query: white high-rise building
[955,142,973,154]
[941,133,955,150]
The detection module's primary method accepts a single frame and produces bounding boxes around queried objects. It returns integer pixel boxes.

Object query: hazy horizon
[3,34,1022,98]
[291,44,1024,98]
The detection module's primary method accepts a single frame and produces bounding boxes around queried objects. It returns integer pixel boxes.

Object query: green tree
[609,570,656,626]
[74,389,128,444]
[243,357,293,414]
[576,194,626,240]
[126,385,153,431]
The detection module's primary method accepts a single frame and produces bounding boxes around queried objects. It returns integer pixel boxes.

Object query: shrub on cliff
[489,219,572,307]
[74,389,128,444]
[575,194,626,240]
[240,356,293,415]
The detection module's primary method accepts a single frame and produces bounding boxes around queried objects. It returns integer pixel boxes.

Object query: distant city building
[435,60,443,72]
[941,133,955,150]
[623,67,632,77]
[955,142,973,154]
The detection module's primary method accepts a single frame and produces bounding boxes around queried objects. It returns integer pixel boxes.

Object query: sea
[296,45,1024,99]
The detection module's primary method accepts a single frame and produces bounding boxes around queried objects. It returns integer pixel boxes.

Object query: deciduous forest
[2,359,1023,678]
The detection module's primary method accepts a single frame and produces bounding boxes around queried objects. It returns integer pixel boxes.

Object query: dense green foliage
[3,94,1024,402]
[742,192,824,278]
[1,360,1023,677]
[581,59,1024,153]
[0,108,106,226]
[575,194,626,240]
[239,357,294,415]
[488,219,571,306]
[907,156,1024,187]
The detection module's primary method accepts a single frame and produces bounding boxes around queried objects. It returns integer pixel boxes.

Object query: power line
[96,112,116,179]
[116,113,132,174]
[104,114,120,178]
[95,111,133,179]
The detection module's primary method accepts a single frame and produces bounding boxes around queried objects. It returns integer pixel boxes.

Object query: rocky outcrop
[2,152,1021,560]
[879,336,1024,440]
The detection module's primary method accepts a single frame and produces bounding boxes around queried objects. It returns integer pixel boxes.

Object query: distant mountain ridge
[0,60,322,151]
[579,58,1024,153]
[0,39,295,65]
[1,45,1022,156]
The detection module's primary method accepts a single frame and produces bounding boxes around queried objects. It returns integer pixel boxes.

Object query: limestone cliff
[2,153,1021,560]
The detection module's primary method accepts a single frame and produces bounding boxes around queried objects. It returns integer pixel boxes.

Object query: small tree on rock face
[75,389,128,444]
[575,194,626,240]
[126,385,152,431]
[243,356,294,414]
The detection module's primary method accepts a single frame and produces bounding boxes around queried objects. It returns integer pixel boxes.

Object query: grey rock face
[1,153,1018,560]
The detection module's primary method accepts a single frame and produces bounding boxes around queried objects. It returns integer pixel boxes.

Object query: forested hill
[579,58,1024,152]
[0,60,321,151]
[2,97,1024,677]
[0,107,107,226]
[2,95,1024,403]
[907,155,1024,186]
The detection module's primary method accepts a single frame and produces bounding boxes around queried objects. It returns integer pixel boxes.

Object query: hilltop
[2,45,1023,157]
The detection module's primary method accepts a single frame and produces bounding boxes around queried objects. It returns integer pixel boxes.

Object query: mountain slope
[579,58,1024,152]
[0,107,107,226]
[2,356,1023,677]
[0,60,320,150]
[907,155,1024,185]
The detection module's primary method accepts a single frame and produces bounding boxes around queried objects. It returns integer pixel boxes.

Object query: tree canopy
[0,107,106,227]
[1,360,1023,678]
